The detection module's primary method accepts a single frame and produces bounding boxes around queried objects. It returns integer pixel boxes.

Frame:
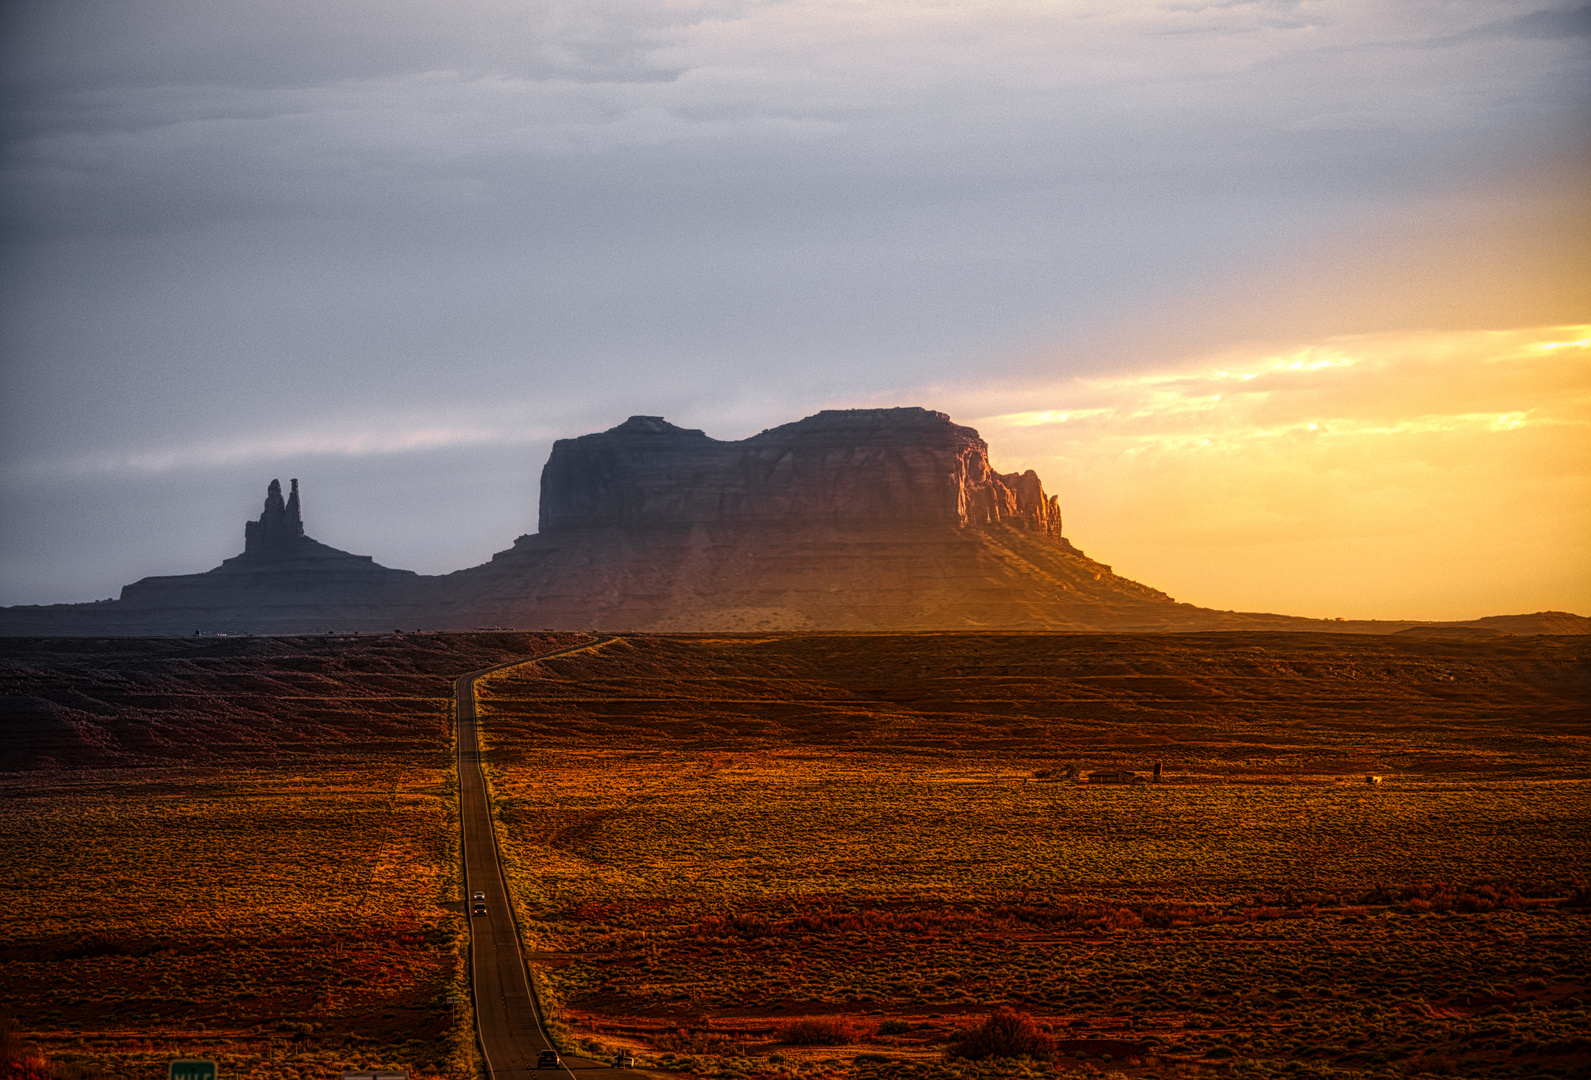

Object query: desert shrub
[53,933,170,960]
[0,1011,45,1079]
[695,912,772,938]
[944,1008,1055,1062]
[1,1011,101,1080]
[778,1017,854,1045]
[47,1063,103,1080]
[655,1029,747,1055]
[877,1020,912,1036]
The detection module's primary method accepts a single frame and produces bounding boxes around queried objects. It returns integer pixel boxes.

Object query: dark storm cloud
[1,0,1587,604]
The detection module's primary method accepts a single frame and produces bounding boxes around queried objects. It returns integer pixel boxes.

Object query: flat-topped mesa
[537,406,1062,535]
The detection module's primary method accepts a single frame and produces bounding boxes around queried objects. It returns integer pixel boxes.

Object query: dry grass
[5,630,1587,1080]
[0,632,585,1080]
[476,632,1591,1078]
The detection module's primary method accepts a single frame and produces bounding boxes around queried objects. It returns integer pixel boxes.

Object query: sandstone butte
[1,407,1585,636]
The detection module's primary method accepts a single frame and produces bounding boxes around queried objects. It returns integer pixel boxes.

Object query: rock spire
[243,478,306,557]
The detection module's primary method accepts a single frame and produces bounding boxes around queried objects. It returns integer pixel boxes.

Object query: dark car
[471,902,487,917]
[537,1050,560,1069]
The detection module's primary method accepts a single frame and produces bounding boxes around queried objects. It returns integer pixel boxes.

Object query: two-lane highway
[454,637,625,1080]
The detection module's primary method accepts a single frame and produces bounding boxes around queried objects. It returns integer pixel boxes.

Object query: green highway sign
[169,1062,216,1080]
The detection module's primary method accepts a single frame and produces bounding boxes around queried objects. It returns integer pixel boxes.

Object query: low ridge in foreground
[2,408,1586,635]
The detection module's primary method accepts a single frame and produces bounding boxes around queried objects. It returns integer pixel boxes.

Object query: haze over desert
[1,3,1588,1080]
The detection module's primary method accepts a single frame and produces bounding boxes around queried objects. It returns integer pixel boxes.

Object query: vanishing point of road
[455,636,624,1080]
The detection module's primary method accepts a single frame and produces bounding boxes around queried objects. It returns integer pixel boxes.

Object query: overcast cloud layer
[1,1,1587,614]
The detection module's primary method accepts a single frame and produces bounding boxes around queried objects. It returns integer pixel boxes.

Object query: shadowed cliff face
[538,408,1063,535]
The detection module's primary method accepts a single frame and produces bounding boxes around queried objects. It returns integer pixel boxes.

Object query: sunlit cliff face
[964,326,1590,622]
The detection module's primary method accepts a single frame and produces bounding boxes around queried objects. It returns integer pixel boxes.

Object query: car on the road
[536,1050,560,1069]
[611,1051,635,1068]
[472,891,485,902]
[471,902,487,916]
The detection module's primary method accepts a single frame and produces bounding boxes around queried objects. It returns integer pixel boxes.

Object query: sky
[1,0,1587,619]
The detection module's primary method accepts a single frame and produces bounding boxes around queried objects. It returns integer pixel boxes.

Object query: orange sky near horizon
[966,324,1588,622]
[931,166,1591,622]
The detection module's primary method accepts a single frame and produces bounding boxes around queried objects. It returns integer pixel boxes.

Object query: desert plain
[2,630,1588,1080]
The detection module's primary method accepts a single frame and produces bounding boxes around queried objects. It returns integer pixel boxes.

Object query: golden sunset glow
[963,325,1591,620]
[5,2,1591,1078]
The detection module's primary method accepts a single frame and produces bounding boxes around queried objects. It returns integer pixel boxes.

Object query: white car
[611,1051,635,1068]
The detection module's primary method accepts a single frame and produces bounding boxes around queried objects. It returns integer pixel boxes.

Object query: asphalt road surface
[455,637,629,1080]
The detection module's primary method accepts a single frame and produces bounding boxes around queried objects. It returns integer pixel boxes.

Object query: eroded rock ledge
[538,408,1063,535]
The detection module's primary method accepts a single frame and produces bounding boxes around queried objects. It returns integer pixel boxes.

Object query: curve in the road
[454,636,627,1080]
